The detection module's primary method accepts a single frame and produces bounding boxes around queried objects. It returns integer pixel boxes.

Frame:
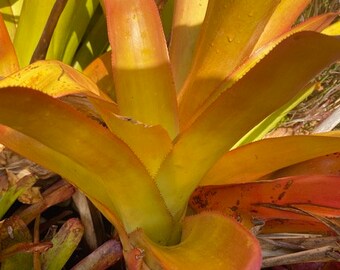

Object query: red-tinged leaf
[190,175,340,227]
[169,0,208,91]
[253,0,311,51]
[260,219,333,234]
[200,135,340,186]
[0,216,33,269]
[0,60,102,98]
[83,51,115,101]
[156,32,340,221]
[268,152,340,179]
[0,13,19,77]
[178,0,280,127]
[130,212,262,270]
[0,87,174,245]
[90,97,172,177]
[104,0,179,138]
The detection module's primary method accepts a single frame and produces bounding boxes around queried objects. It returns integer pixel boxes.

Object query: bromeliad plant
[0,0,340,269]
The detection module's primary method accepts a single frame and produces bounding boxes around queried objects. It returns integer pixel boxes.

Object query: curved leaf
[104,0,179,138]
[178,0,280,127]
[83,51,115,100]
[0,60,101,97]
[201,134,340,186]
[156,32,340,221]
[0,87,174,245]
[0,13,19,77]
[0,0,23,41]
[130,212,261,270]
[191,175,340,226]
[90,97,172,177]
[253,0,311,51]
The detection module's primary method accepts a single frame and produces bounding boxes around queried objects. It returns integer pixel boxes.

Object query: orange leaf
[130,212,262,270]
[104,0,178,138]
[190,175,340,227]
[0,13,19,77]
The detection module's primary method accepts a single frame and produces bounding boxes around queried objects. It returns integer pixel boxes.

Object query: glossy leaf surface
[130,212,262,270]
[170,0,208,91]
[0,60,101,97]
[178,0,279,127]
[104,0,179,138]
[156,32,340,220]
[0,87,174,245]
[191,175,340,226]
[253,0,311,50]
[201,134,340,185]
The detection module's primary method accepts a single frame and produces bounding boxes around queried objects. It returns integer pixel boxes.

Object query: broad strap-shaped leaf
[83,51,115,100]
[178,0,280,127]
[90,97,172,177]
[268,152,340,179]
[0,60,102,97]
[104,0,179,139]
[322,20,340,35]
[233,83,315,148]
[156,32,340,221]
[253,0,311,51]
[201,134,340,186]
[191,175,340,226]
[0,87,174,245]
[0,13,19,77]
[169,0,208,91]
[130,212,262,270]
[198,12,339,116]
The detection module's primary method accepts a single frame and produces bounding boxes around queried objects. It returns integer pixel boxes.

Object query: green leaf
[0,0,23,41]
[156,32,340,221]
[41,218,84,270]
[0,87,174,245]
[104,0,179,139]
[130,212,262,270]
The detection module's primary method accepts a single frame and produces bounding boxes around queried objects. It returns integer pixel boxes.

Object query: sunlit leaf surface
[130,212,262,270]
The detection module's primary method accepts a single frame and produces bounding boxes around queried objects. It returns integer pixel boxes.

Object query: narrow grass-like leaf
[156,32,340,220]
[0,87,174,245]
[0,13,19,77]
[46,0,100,65]
[178,0,280,127]
[72,7,109,71]
[0,0,23,41]
[130,212,261,270]
[0,172,36,219]
[201,134,340,186]
[41,218,84,270]
[104,0,179,138]
[191,175,340,226]
[253,0,311,51]
[169,0,208,91]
